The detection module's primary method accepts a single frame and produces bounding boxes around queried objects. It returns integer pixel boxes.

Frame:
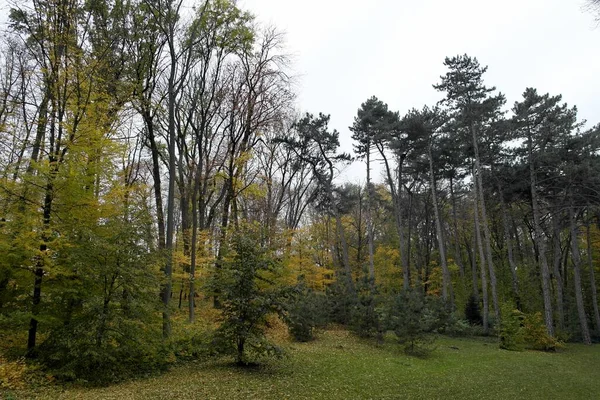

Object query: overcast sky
[240,0,600,182]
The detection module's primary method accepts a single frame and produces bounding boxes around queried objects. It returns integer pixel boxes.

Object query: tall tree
[401,106,453,305]
[435,54,504,330]
[512,88,578,336]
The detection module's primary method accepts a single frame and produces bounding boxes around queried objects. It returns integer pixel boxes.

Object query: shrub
[326,274,357,325]
[499,303,525,351]
[522,312,562,351]
[284,282,328,342]
[349,276,383,341]
[37,315,167,384]
[498,304,562,352]
[386,290,447,356]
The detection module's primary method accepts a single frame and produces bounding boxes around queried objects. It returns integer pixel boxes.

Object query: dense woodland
[1,0,600,384]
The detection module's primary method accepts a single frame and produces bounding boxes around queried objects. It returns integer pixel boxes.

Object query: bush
[349,276,383,341]
[386,290,447,357]
[37,315,167,384]
[498,304,562,352]
[499,303,525,351]
[284,282,328,342]
[326,274,357,325]
[522,312,562,351]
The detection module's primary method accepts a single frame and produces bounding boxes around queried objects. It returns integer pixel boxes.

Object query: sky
[0,0,597,182]
[240,0,600,182]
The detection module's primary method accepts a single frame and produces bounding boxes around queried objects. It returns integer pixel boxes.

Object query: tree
[210,224,288,365]
[278,113,353,291]
[401,106,453,305]
[350,96,384,283]
[511,88,578,337]
[435,54,505,332]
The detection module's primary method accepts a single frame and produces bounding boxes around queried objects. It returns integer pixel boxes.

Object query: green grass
[7,330,600,400]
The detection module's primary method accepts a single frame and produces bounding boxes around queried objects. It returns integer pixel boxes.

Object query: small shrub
[522,312,562,351]
[349,276,383,341]
[386,290,446,357]
[498,305,562,352]
[284,283,328,342]
[499,303,525,351]
[444,318,472,337]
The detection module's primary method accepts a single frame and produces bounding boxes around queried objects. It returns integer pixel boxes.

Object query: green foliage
[37,317,167,384]
[386,290,448,356]
[283,281,328,342]
[349,276,383,340]
[522,312,562,351]
[499,303,525,351]
[210,225,289,365]
[499,303,562,352]
[325,273,356,325]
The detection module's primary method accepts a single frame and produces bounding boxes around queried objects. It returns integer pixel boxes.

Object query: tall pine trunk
[428,137,452,304]
[473,183,489,334]
[586,220,600,336]
[528,135,554,336]
[569,206,591,344]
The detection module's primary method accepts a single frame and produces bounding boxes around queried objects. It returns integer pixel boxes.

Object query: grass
[6,329,600,400]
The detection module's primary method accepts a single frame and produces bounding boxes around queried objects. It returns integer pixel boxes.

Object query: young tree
[210,224,287,365]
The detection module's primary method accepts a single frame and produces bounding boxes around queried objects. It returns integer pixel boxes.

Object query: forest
[1,0,600,394]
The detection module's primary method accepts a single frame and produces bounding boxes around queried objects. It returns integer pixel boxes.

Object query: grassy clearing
[6,330,600,400]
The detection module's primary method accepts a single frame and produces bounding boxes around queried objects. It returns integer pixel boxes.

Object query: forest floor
[5,328,600,400]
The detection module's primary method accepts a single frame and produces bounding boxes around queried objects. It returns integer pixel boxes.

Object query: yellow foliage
[425,263,442,296]
[282,227,335,291]
[374,245,402,293]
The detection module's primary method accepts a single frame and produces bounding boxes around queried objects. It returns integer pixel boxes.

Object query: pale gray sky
[241,0,600,181]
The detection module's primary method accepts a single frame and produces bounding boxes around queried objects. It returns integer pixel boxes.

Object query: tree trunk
[428,138,452,305]
[551,214,566,331]
[449,176,465,278]
[472,124,499,322]
[468,227,479,302]
[500,196,520,309]
[377,146,408,291]
[365,146,375,283]
[586,219,600,336]
[473,183,489,334]
[189,163,201,323]
[163,22,178,339]
[528,135,554,337]
[569,206,591,344]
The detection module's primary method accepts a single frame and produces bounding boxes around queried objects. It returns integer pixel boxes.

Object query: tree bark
[473,178,489,334]
[500,196,520,309]
[551,214,566,330]
[528,134,554,337]
[428,137,452,304]
[586,219,600,336]
[471,124,499,322]
[569,206,591,344]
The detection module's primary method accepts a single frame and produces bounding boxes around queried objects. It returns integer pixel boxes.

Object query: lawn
[6,330,600,400]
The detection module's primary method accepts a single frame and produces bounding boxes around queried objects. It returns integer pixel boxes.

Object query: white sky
[240,0,600,182]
